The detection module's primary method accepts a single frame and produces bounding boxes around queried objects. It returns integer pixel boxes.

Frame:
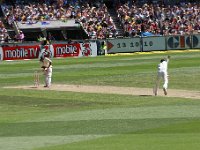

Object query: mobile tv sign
[2,45,40,60]
[53,43,81,57]
[53,42,97,57]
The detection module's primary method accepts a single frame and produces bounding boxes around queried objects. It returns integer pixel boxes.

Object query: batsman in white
[40,56,52,88]
[154,55,170,96]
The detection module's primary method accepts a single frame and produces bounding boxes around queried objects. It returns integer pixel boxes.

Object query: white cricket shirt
[158,60,168,73]
[42,57,52,68]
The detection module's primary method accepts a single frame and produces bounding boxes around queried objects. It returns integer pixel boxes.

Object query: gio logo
[186,35,199,48]
[167,36,180,48]
[168,35,199,49]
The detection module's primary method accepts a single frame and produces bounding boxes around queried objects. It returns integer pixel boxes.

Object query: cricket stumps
[34,71,40,87]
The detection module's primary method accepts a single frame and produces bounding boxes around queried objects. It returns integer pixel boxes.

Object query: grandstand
[0,0,90,42]
[15,20,87,41]
[0,0,199,43]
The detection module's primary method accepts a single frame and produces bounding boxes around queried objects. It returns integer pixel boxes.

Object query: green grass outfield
[1,50,200,150]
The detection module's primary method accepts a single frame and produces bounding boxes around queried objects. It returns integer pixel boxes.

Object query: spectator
[15,30,25,42]
[1,0,199,40]
[116,2,200,37]
[46,32,55,43]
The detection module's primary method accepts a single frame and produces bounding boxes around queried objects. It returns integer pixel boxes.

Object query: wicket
[34,71,40,87]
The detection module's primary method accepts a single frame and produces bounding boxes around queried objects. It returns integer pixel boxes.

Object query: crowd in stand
[77,3,117,39]
[0,0,199,43]
[0,20,9,43]
[0,19,25,43]
[1,0,117,40]
[116,2,200,37]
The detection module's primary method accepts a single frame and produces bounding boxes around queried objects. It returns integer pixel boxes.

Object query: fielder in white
[40,57,52,88]
[154,55,170,96]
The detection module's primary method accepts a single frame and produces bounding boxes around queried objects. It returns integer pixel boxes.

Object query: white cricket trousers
[154,71,168,93]
[45,67,52,87]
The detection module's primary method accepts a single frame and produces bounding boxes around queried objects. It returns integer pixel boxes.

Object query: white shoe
[163,88,167,95]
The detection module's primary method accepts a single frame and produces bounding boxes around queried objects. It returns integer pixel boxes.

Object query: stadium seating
[0,0,199,43]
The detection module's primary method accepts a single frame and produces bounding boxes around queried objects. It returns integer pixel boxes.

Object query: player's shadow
[139,95,153,97]
[30,86,39,89]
